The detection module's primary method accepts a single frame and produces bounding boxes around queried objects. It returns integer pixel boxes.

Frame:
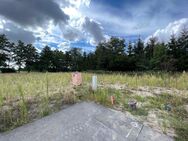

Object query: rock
[128,99,137,110]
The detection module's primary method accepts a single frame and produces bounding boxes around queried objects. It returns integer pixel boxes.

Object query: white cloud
[60,0,106,45]
[0,20,3,29]
[82,7,139,35]
[57,41,71,52]
[31,0,105,51]
[32,23,72,52]
[82,0,188,37]
[0,0,105,52]
[145,18,188,43]
[68,0,91,8]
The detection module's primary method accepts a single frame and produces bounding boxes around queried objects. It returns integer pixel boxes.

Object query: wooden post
[111,96,115,105]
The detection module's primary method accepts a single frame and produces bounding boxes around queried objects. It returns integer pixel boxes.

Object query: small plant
[129,108,148,116]
[63,90,76,104]
[40,96,50,117]
[174,126,188,141]
[0,107,13,132]
[0,91,3,107]
[132,95,145,103]
[95,89,108,105]
[18,85,28,124]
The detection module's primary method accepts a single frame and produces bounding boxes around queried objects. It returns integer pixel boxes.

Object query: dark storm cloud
[5,29,35,44]
[82,17,105,44]
[63,30,82,41]
[0,22,35,43]
[0,0,69,26]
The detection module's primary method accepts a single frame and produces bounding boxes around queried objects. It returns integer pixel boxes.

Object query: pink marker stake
[72,72,82,86]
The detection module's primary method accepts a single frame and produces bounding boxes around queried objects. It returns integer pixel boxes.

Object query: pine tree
[134,37,144,57]
[168,34,178,58]
[39,46,53,71]
[25,44,38,72]
[0,34,11,67]
[13,40,27,71]
[177,28,188,56]
[146,37,157,59]
[128,41,133,56]
[177,28,188,70]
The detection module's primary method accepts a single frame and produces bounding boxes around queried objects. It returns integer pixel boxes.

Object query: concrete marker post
[92,75,97,91]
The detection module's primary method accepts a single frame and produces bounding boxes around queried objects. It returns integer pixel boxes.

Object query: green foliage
[39,46,53,72]
[129,108,148,116]
[0,34,12,67]
[24,44,38,72]
[174,124,188,141]
[13,40,26,70]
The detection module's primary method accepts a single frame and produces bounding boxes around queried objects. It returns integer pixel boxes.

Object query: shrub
[0,68,16,73]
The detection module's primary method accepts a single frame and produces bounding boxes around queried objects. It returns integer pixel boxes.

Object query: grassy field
[0,72,188,140]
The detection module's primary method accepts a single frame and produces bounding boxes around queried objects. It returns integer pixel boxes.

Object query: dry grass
[0,72,76,131]
[0,71,188,140]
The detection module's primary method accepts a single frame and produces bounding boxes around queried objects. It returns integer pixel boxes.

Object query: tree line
[0,29,188,72]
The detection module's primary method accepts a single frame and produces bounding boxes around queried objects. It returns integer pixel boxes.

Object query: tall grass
[1,72,187,101]
[0,71,187,136]
[81,72,188,90]
[18,85,28,123]
[0,73,71,99]
[0,72,73,131]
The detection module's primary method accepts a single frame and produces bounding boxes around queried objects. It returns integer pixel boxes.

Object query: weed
[18,85,28,124]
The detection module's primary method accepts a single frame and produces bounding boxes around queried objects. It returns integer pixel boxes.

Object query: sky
[0,0,188,52]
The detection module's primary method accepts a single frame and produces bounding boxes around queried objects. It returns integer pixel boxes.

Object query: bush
[0,68,16,73]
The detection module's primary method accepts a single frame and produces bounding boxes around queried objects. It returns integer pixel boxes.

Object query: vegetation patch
[0,72,187,141]
[76,81,188,141]
[0,81,77,132]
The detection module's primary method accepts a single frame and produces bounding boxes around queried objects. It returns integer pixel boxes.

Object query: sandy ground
[99,83,188,97]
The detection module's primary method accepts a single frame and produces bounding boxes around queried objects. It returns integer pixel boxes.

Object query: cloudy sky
[0,0,188,52]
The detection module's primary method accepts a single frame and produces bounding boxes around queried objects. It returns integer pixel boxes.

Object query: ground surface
[0,102,173,141]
